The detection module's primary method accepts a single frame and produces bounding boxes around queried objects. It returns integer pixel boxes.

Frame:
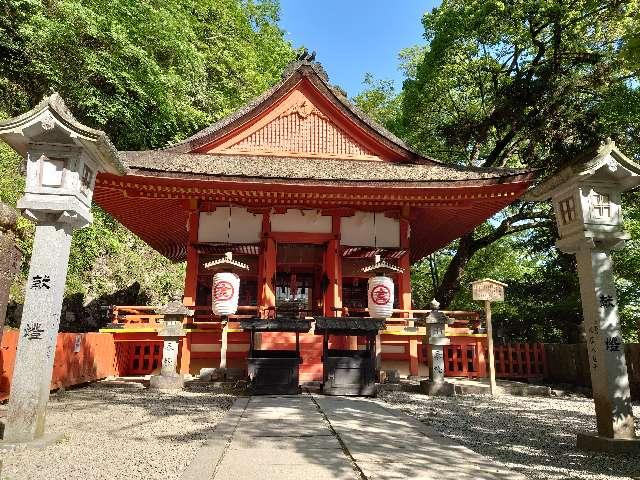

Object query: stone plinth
[577,432,640,453]
[149,372,184,390]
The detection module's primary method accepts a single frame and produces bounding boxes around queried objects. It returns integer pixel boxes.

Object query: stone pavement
[181,394,525,480]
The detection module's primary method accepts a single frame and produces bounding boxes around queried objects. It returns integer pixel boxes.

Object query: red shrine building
[96,60,534,382]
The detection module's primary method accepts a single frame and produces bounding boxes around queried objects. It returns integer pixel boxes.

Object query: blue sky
[279,1,440,97]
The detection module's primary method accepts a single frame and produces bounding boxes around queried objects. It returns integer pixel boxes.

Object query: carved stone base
[577,432,640,453]
[149,373,184,391]
[0,431,65,451]
[420,380,455,397]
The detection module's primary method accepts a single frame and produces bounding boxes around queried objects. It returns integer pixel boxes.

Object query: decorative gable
[203,86,388,160]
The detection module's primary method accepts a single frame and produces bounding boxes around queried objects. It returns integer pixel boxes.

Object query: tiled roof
[163,60,424,160]
[121,150,534,186]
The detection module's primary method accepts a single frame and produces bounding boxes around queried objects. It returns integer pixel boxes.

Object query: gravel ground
[0,380,235,480]
[377,389,640,480]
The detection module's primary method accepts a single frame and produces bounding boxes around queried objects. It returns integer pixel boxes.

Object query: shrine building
[96,59,535,382]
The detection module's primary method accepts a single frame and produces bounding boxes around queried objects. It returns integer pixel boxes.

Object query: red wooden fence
[494,343,547,379]
[1,329,120,400]
[444,344,482,378]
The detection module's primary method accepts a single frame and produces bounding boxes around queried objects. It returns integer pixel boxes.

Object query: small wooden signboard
[472,279,506,302]
[471,278,507,396]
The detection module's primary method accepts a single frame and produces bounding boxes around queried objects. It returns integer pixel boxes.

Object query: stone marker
[527,139,640,452]
[419,300,455,396]
[471,278,507,396]
[0,94,125,443]
[150,296,192,390]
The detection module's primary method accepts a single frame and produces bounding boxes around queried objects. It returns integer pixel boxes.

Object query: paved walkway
[181,394,525,480]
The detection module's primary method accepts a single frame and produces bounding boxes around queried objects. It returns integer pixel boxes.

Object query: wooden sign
[471,278,507,302]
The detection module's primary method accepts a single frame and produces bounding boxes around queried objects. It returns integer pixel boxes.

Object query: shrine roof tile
[120,151,534,186]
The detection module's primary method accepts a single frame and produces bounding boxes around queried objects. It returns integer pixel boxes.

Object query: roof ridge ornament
[277,98,326,121]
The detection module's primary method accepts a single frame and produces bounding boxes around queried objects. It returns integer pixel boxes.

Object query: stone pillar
[419,301,454,396]
[149,299,190,391]
[161,338,180,376]
[428,322,446,384]
[4,220,73,442]
[573,242,635,440]
[0,93,125,445]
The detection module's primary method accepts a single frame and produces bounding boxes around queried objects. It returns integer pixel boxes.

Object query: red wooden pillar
[183,200,200,307]
[324,217,343,317]
[260,234,277,311]
[398,210,417,375]
[398,214,412,314]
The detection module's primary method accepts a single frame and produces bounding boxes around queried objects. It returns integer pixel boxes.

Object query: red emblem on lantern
[370,284,391,305]
[213,281,234,301]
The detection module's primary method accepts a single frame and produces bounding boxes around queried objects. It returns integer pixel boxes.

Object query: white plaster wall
[374,213,400,248]
[270,209,331,233]
[341,212,399,247]
[198,207,262,243]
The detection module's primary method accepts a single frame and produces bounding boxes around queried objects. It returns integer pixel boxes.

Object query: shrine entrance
[275,243,325,318]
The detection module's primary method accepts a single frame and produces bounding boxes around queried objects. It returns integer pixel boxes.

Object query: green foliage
[356,0,640,342]
[403,0,640,169]
[0,0,293,329]
[353,75,405,137]
[0,0,294,149]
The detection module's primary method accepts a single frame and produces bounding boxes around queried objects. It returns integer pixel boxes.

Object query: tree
[399,0,640,306]
[0,0,294,150]
[0,0,294,329]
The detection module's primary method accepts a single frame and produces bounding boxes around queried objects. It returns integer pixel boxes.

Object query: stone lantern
[0,94,125,444]
[362,255,403,318]
[150,296,193,390]
[418,300,455,396]
[528,139,640,452]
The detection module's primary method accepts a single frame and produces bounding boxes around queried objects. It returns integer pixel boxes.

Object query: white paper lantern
[212,272,241,316]
[367,276,394,318]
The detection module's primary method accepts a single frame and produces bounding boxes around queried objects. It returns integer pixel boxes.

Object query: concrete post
[4,220,73,442]
[573,243,635,440]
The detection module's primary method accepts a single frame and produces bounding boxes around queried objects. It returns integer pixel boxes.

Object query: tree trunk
[0,203,22,344]
[434,233,477,308]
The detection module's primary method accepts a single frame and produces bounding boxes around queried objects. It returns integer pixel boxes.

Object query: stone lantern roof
[527,139,640,201]
[0,93,126,175]
[160,295,194,317]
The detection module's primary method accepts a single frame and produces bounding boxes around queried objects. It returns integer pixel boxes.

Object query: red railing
[444,343,482,378]
[495,343,547,379]
[109,305,261,328]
